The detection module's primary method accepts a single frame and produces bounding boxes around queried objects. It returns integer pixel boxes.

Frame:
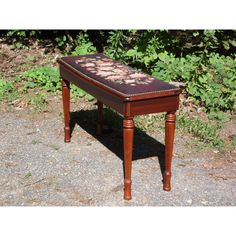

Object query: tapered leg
[62,79,70,143]
[164,112,176,191]
[123,116,134,200]
[96,100,103,136]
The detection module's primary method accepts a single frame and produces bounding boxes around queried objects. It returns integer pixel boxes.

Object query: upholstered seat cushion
[59,53,180,97]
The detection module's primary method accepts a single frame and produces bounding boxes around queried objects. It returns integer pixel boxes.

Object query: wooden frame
[58,57,180,200]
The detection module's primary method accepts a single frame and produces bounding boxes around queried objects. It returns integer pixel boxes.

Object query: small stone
[197,107,202,113]
[186,199,192,204]
[213,150,219,153]
[201,200,208,205]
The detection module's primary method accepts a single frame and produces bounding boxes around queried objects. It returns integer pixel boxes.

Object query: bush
[151,53,236,113]
[22,66,61,92]
[20,66,95,101]
[70,32,97,55]
[4,30,39,49]
[104,30,236,113]
[0,78,14,100]
[2,30,236,113]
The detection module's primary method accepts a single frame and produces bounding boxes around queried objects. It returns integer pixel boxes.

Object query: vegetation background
[0,30,235,149]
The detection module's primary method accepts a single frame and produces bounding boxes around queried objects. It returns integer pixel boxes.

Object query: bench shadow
[69,108,165,179]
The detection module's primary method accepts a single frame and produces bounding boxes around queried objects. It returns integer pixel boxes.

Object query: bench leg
[62,79,70,143]
[96,100,103,136]
[123,116,134,200]
[164,112,176,191]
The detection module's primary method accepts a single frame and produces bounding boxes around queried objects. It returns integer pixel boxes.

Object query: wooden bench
[57,54,181,200]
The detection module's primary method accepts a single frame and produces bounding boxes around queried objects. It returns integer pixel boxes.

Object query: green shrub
[5,30,39,49]
[71,32,97,55]
[105,30,169,69]
[55,34,69,51]
[22,66,61,92]
[20,66,95,100]
[0,78,14,100]
[2,30,236,114]
[54,31,97,55]
[104,30,236,114]
[151,53,236,113]
[105,30,130,62]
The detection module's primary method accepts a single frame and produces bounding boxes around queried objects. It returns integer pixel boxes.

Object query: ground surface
[0,43,235,206]
[0,98,235,206]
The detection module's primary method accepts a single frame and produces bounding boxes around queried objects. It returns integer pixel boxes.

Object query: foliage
[29,92,48,112]
[55,34,70,50]
[177,114,224,147]
[0,78,20,103]
[0,78,14,100]
[54,31,97,55]
[22,66,61,92]
[3,29,236,57]
[105,30,129,62]
[2,29,236,114]
[19,66,95,101]
[71,32,97,55]
[5,30,38,49]
[104,30,236,65]
[105,30,161,68]
[103,30,236,113]
[151,53,236,113]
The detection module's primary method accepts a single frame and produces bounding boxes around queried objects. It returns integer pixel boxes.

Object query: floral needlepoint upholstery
[60,54,179,96]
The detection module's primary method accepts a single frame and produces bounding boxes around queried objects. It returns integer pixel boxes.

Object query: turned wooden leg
[62,79,70,143]
[164,112,176,191]
[123,116,134,200]
[96,100,103,136]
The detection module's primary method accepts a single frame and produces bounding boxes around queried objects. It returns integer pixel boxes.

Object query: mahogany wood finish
[164,112,176,191]
[61,79,70,143]
[58,54,181,201]
[123,116,134,200]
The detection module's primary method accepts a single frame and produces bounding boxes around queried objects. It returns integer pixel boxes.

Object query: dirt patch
[111,184,123,193]
[70,191,93,204]
[219,117,236,141]
[202,150,236,181]
[0,42,61,79]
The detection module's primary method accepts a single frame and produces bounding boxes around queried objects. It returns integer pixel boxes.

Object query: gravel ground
[0,105,235,206]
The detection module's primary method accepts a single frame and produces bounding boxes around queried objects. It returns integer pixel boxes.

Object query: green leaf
[126,49,137,57]
[223,41,230,50]
[229,40,236,47]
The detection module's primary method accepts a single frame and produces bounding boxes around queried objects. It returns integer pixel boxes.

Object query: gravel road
[0,105,235,206]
